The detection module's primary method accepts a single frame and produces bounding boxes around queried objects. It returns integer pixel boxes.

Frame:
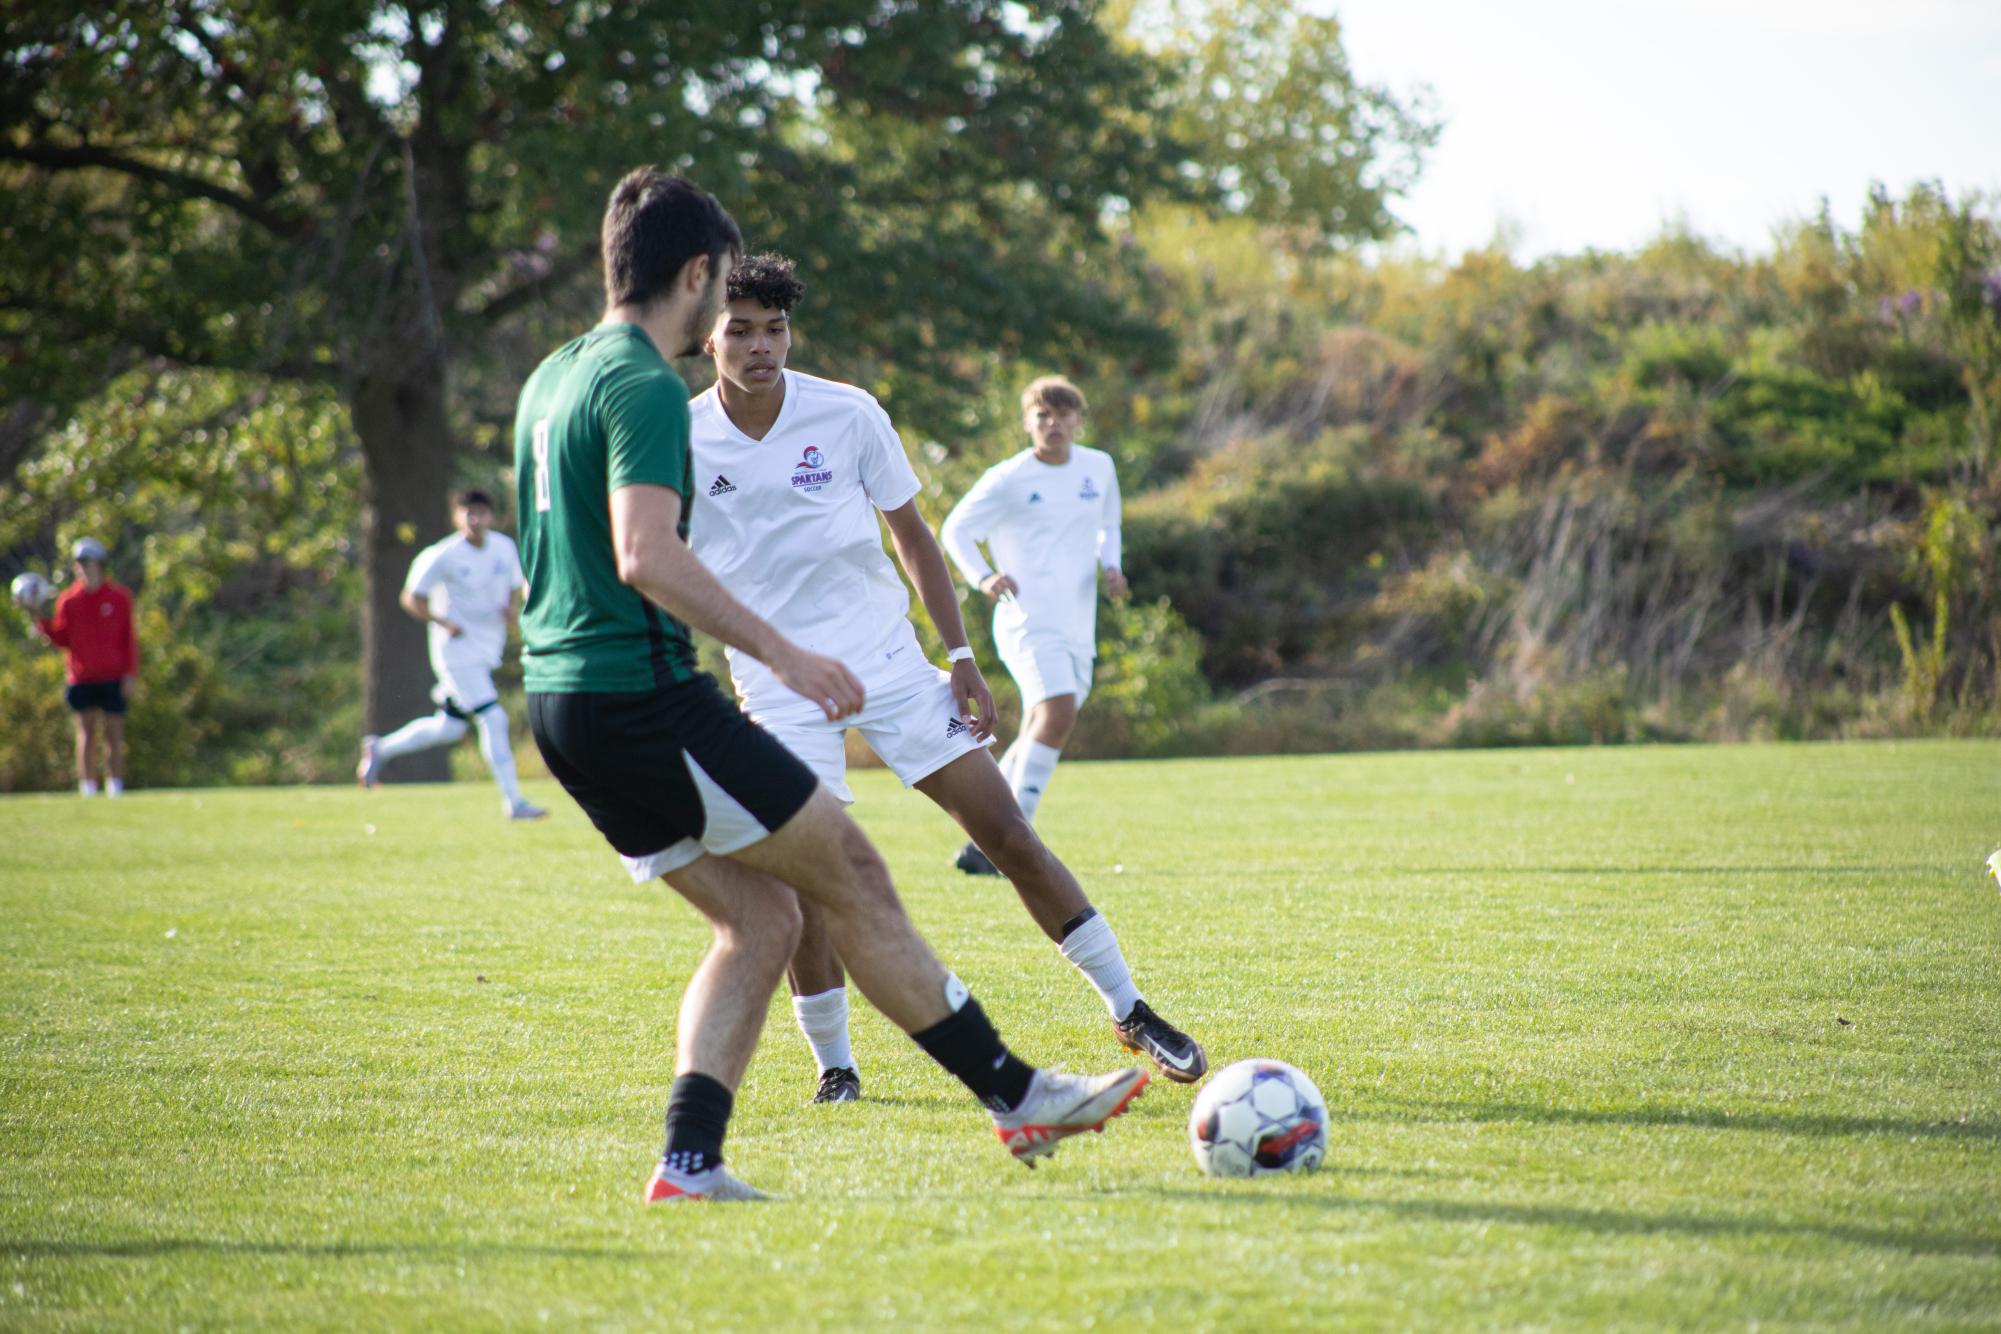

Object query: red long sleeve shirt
[38,582,139,684]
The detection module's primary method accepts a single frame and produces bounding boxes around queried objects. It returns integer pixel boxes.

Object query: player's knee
[982,808,1045,875]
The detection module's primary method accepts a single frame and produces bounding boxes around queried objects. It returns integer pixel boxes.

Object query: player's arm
[399,589,463,637]
[34,592,68,647]
[610,483,863,720]
[1099,465,1127,601]
[939,474,1014,599]
[882,500,996,739]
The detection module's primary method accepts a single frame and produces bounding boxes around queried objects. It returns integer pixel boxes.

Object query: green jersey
[514,323,700,693]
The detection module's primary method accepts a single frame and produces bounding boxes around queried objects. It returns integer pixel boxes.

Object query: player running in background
[941,378,1124,870]
[514,168,1145,1202]
[687,253,1206,1104]
[30,537,139,797]
[356,489,545,821]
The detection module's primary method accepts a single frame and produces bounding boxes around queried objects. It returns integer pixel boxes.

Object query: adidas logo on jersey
[1028,491,1044,503]
[708,475,737,496]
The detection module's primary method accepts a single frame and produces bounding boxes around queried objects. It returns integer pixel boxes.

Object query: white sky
[1330,0,2001,258]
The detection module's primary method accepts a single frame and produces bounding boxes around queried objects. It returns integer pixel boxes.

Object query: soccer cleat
[954,841,1003,877]
[356,736,382,789]
[1114,999,1209,1084]
[992,1067,1148,1167]
[644,1161,771,1204]
[812,1066,862,1104]
[1987,849,2001,891]
[507,801,548,821]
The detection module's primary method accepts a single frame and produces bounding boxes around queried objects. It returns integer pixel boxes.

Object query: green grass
[2,739,1998,1329]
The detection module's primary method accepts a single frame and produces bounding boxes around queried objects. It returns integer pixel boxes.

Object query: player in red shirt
[33,538,139,796]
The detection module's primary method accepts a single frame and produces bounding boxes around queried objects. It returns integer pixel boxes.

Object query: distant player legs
[72,709,101,793]
[103,712,127,788]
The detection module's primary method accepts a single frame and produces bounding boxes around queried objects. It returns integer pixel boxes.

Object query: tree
[0,0,1193,777]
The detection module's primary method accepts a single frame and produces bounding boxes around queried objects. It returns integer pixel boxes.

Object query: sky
[1328,0,2001,259]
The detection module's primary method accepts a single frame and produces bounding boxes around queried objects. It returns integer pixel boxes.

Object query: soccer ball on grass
[10,571,52,610]
[1188,1058,1327,1177]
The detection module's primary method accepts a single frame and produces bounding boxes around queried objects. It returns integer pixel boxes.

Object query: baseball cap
[72,537,107,562]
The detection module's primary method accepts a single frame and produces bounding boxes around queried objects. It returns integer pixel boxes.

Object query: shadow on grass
[1136,1188,2000,1260]
[1404,865,1948,877]
[1383,1098,2001,1144]
[0,1237,662,1263]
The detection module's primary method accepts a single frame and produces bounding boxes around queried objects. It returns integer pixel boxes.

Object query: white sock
[375,711,468,761]
[79,779,99,797]
[106,778,124,797]
[474,707,526,806]
[1009,740,1062,824]
[1059,913,1142,1021]
[792,987,855,1074]
[997,736,1032,787]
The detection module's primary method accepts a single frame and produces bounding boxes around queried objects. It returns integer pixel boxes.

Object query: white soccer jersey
[687,370,927,713]
[940,446,1122,653]
[404,531,524,670]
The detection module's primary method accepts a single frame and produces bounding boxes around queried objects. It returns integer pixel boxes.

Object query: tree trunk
[352,368,457,783]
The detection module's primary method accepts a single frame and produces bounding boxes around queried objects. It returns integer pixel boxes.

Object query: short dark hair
[453,488,495,511]
[601,169,741,309]
[727,252,806,313]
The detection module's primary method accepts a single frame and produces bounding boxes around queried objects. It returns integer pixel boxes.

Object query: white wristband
[945,646,975,663]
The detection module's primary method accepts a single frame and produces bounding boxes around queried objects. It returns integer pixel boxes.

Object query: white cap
[72,537,107,562]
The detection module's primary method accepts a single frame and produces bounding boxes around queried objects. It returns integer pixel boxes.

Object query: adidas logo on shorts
[708,475,737,497]
[945,717,969,738]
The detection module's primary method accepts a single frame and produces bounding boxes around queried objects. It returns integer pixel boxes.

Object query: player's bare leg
[918,750,1084,941]
[920,749,1208,1083]
[786,898,860,1103]
[104,714,126,793]
[1024,693,1079,749]
[640,854,802,1203]
[965,692,1080,876]
[659,855,804,1087]
[73,709,101,796]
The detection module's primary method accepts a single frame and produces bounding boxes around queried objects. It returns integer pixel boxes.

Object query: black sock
[661,1072,733,1176]
[1058,906,1099,941]
[911,996,1036,1113]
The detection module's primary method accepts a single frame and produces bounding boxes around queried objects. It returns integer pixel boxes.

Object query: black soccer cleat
[1113,999,1209,1084]
[812,1066,862,1104]
[954,841,1003,877]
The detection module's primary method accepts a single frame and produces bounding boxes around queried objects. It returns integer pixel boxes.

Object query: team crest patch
[708,475,737,496]
[791,445,833,493]
[1079,477,1100,500]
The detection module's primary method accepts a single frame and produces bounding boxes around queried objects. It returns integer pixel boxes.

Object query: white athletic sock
[792,987,855,1074]
[1059,913,1142,1021]
[474,707,526,806]
[106,778,124,797]
[997,736,1032,787]
[78,779,98,797]
[1009,740,1062,824]
[375,711,468,761]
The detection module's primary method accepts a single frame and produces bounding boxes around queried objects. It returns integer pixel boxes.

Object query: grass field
[2,739,1998,1329]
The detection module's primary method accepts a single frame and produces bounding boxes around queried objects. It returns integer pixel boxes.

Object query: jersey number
[532,419,552,513]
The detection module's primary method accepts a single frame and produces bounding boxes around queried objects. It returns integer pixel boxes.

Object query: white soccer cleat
[644,1161,771,1204]
[1986,849,2001,891]
[992,1067,1149,1167]
[507,800,548,821]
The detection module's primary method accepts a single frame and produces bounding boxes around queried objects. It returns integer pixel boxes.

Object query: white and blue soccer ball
[1188,1058,1328,1178]
[10,571,52,610]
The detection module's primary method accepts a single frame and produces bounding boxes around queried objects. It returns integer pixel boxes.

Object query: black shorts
[528,675,819,882]
[65,680,127,715]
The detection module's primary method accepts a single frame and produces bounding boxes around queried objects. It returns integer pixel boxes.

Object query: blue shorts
[65,680,127,715]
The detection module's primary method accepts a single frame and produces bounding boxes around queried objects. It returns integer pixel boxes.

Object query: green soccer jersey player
[513,168,1148,1203]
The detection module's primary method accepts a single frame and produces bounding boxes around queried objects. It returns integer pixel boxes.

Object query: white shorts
[995,634,1094,710]
[752,664,992,804]
[431,647,501,714]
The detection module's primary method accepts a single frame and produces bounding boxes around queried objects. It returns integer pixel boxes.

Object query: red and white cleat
[992,1067,1149,1167]
[644,1161,771,1204]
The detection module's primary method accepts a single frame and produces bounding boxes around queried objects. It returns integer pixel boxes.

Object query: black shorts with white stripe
[527,675,819,881]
